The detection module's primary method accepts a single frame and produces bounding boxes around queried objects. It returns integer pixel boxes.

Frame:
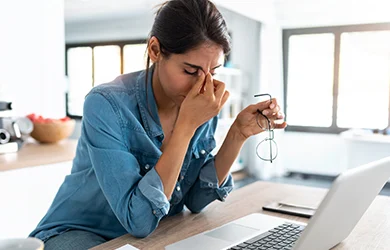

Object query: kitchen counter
[0,139,78,171]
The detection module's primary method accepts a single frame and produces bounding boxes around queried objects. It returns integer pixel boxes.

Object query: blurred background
[1,0,390,240]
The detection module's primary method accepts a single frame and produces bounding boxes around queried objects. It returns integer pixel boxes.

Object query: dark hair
[145,0,231,85]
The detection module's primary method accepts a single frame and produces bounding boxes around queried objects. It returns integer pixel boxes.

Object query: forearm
[154,121,195,200]
[214,122,246,186]
[121,180,165,238]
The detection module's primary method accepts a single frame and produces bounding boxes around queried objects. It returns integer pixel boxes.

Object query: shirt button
[208,182,213,188]
[176,186,181,192]
[152,210,157,215]
[145,164,150,170]
[200,149,206,155]
[180,175,184,180]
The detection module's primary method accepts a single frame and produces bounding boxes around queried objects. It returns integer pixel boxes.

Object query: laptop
[166,156,390,250]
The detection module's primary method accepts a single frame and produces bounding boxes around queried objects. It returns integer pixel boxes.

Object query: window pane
[337,31,390,129]
[123,44,147,73]
[286,34,335,127]
[67,47,93,116]
[93,45,121,86]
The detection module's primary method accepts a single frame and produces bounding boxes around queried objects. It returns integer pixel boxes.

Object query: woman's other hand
[232,98,287,140]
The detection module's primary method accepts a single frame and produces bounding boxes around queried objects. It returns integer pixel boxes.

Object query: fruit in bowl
[26,114,75,143]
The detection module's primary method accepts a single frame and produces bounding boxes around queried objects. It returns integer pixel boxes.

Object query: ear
[148,36,162,63]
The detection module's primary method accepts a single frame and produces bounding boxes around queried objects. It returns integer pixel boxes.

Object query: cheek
[162,73,194,94]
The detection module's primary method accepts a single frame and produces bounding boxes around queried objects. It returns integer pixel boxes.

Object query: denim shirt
[29,66,234,241]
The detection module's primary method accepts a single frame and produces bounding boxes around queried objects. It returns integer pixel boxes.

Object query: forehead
[172,42,225,65]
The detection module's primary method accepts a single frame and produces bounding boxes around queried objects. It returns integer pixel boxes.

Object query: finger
[213,79,223,91]
[276,111,285,120]
[267,112,285,121]
[274,121,287,129]
[188,70,206,96]
[200,73,210,94]
[204,73,214,97]
[249,100,272,113]
[214,80,225,102]
[220,90,230,107]
[262,105,280,116]
[269,98,278,109]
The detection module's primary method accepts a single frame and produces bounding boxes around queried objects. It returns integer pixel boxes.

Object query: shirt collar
[135,65,164,139]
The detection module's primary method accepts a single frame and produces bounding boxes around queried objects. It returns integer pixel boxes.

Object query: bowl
[30,119,75,143]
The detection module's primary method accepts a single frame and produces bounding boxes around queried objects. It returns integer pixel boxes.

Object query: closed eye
[184,69,198,75]
[184,70,216,76]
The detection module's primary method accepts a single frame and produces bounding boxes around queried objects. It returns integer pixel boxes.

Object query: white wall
[275,0,390,28]
[215,0,275,24]
[281,133,348,175]
[0,0,65,118]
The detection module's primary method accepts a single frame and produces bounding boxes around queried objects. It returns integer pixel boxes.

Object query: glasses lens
[256,138,278,161]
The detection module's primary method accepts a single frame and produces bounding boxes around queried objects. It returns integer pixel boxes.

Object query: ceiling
[64,0,163,22]
[65,0,390,27]
[64,0,276,23]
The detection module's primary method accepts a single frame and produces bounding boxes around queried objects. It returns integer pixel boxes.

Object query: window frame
[65,39,147,119]
[283,23,390,134]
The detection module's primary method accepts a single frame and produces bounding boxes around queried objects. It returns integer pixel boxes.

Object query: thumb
[188,71,206,96]
[250,100,272,113]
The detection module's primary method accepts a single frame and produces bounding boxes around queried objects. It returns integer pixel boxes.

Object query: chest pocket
[131,150,159,176]
[192,136,217,159]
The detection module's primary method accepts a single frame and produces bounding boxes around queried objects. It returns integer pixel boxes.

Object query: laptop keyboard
[228,223,305,250]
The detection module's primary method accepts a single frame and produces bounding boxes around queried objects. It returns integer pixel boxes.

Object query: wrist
[173,118,197,139]
[228,121,247,144]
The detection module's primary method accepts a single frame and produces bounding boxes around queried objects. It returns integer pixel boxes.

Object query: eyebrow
[183,62,222,73]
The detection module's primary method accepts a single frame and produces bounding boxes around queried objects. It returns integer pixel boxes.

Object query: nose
[199,68,211,76]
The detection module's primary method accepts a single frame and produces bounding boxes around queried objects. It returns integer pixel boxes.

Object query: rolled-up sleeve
[184,155,234,213]
[83,91,169,238]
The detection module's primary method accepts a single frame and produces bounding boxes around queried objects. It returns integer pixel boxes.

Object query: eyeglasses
[254,94,278,163]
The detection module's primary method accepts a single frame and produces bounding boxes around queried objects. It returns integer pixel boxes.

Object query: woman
[30,0,286,249]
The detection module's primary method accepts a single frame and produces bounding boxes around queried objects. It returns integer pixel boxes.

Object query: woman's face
[154,41,225,107]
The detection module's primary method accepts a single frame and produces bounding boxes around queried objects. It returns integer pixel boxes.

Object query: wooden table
[0,139,78,171]
[92,181,390,250]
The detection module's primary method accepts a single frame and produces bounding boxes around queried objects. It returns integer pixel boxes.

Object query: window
[67,47,93,117]
[65,40,147,117]
[123,44,148,73]
[338,31,390,129]
[286,34,335,128]
[93,45,121,86]
[283,23,390,133]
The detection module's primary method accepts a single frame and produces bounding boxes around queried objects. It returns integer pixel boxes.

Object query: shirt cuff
[199,160,234,201]
[138,168,170,218]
